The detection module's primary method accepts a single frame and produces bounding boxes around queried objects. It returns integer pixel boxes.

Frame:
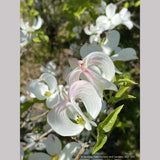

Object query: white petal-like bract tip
[46,134,62,156]
[40,73,57,92]
[59,142,81,160]
[106,3,116,18]
[111,48,138,61]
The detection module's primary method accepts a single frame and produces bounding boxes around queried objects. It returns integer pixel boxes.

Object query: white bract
[28,134,81,160]
[20,95,27,103]
[20,17,43,49]
[101,30,138,73]
[20,17,43,33]
[27,73,59,108]
[47,80,102,136]
[85,3,121,43]
[84,24,103,43]
[85,3,134,42]
[80,30,138,74]
[80,41,102,58]
[119,8,134,30]
[68,52,117,97]
[58,84,68,101]
[20,29,33,49]
[40,61,58,76]
[96,3,121,30]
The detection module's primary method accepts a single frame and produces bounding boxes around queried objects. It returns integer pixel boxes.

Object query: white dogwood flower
[84,3,121,43]
[27,73,59,108]
[28,134,81,160]
[80,30,138,74]
[84,24,102,43]
[20,17,43,33]
[20,29,32,49]
[84,4,134,42]
[20,17,43,49]
[40,61,58,76]
[68,52,117,97]
[119,8,133,30]
[47,80,102,136]
[101,30,138,62]
[96,3,121,31]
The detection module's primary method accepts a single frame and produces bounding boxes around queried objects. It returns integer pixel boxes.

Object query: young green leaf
[118,78,137,85]
[99,105,124,132]
[115,86,130,98]
[92,105,123,154]
[92,131,107,154]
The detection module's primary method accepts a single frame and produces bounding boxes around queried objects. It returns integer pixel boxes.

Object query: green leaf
[93,105,123,154]
[108,93,136,104]
[115,86,129,98]
[99,105,124,132]
[118,78,137,85]
[92,132,107,154]
[74,6,86,19]
[33,37,41,43]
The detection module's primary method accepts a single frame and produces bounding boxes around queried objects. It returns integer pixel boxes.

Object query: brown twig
[23,128,53,151]
[74,142,88,160]
[30,110,49,121]
[21,110,49,128]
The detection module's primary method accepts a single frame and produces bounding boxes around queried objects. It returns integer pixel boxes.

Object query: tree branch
[74,142,88,160]
[23,128,53,151]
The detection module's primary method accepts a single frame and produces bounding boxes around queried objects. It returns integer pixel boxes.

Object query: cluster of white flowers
[27,49,117,136]
[20,134,80,160]
[85,3,133,43]
[23,1,138,159]
[80,30,138,74]
[26,5,137,138]
[20,17,43,49]
[28,134,80,160]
